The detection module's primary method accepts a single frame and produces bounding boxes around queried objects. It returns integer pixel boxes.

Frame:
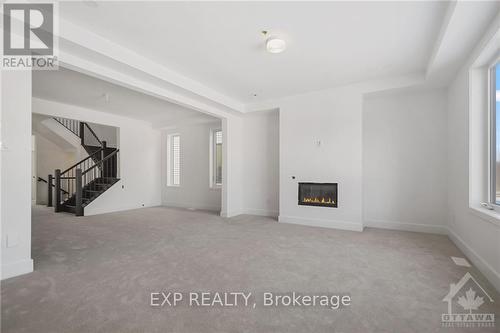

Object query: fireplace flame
[302,197,335,205]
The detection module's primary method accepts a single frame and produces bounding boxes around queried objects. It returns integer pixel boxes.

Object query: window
[167,134,180,186]
[490,62,500,205]
[211,129,222,187]
[468,34,500,223]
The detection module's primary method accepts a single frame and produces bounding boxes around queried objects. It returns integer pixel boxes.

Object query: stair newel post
[101,141,107,177]
[75,168,83,216]
[79,122,85,145]
[55,169,61,212]
[47,174,53,207]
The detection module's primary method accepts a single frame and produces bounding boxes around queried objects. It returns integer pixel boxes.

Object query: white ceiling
[60,1,449,103]
[33,67,219,126]
[426,1,500,85]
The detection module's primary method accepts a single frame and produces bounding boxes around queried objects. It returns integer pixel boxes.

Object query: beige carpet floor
[1,206,499,332]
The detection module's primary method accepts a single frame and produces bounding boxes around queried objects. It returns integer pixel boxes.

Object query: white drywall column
[363,89,448,234]
[221,116,243,217]
[1,70,34,279]
[241,111,280,217]
[278,86,364,231]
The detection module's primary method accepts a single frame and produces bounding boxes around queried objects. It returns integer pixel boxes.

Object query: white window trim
[166,133,181,187]
[488,59,499,210]
[209,128,222,189]
[468,48,500,227]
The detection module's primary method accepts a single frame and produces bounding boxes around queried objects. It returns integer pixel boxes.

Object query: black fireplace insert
[298,182,338,208]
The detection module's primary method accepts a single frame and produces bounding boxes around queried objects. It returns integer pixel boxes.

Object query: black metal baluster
[69,170,71,200]
[55,170,60,212]
[80,122,84,146]
[76,169,83,216]
[47,174,53,207]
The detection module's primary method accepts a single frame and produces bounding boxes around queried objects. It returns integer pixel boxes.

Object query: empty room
[1,1,500,332]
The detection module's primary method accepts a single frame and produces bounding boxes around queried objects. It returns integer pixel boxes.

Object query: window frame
[167,133,181,187]
[209,128,222,189]
[488,59,500,210]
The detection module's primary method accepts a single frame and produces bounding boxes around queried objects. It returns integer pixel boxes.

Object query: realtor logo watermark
[2,2,58,69]
[442,272,495,328]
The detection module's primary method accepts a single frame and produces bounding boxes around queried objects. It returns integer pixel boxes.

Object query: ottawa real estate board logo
[2,2,58,69]
[442,272,495,328]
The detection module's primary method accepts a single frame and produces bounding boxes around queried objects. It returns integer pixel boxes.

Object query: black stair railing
[55,145,105,214]
[52,117,119,216]
[37,175,69,207]
[53,117,80,137]
[53,117,102,148]
[78,149,119,215]
[79,121,102,147]
[55,144,119,216]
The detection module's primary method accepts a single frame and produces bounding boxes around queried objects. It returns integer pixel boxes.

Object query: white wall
[33,97,162,216]
[162,120,222,212]
[222,116,244,217]
[88,122,118,148]
[273,75,425,231]
[447,67,500,291]
[1,70,34,279]
[363,89,448,234]
[161,111,279,217]
[278,86,364,231]
[442,11,500,292]
[242,111,279,217]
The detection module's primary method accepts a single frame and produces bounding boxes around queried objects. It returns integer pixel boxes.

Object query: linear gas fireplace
[298,182,338,208]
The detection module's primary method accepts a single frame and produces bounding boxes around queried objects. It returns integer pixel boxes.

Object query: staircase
[47,118,120,216]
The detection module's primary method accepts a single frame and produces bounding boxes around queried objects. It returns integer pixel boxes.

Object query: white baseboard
[162,202,221,213]
[364,219,448,235]
[447,228,500,292]
[279,215,363,232]
[220,210,243,218]
[2,258,33,280]
[85,202,161,216]
[220,208,278,218]
[242,208,278,218]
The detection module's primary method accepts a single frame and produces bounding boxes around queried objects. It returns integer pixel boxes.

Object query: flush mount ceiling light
[266,37,286,54]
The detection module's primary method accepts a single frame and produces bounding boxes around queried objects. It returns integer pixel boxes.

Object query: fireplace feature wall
[298,182,338,208]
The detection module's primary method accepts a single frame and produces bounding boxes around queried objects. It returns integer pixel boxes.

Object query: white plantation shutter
[172,135,180,185]
[214,130,222,185]
[215,130,222,145]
